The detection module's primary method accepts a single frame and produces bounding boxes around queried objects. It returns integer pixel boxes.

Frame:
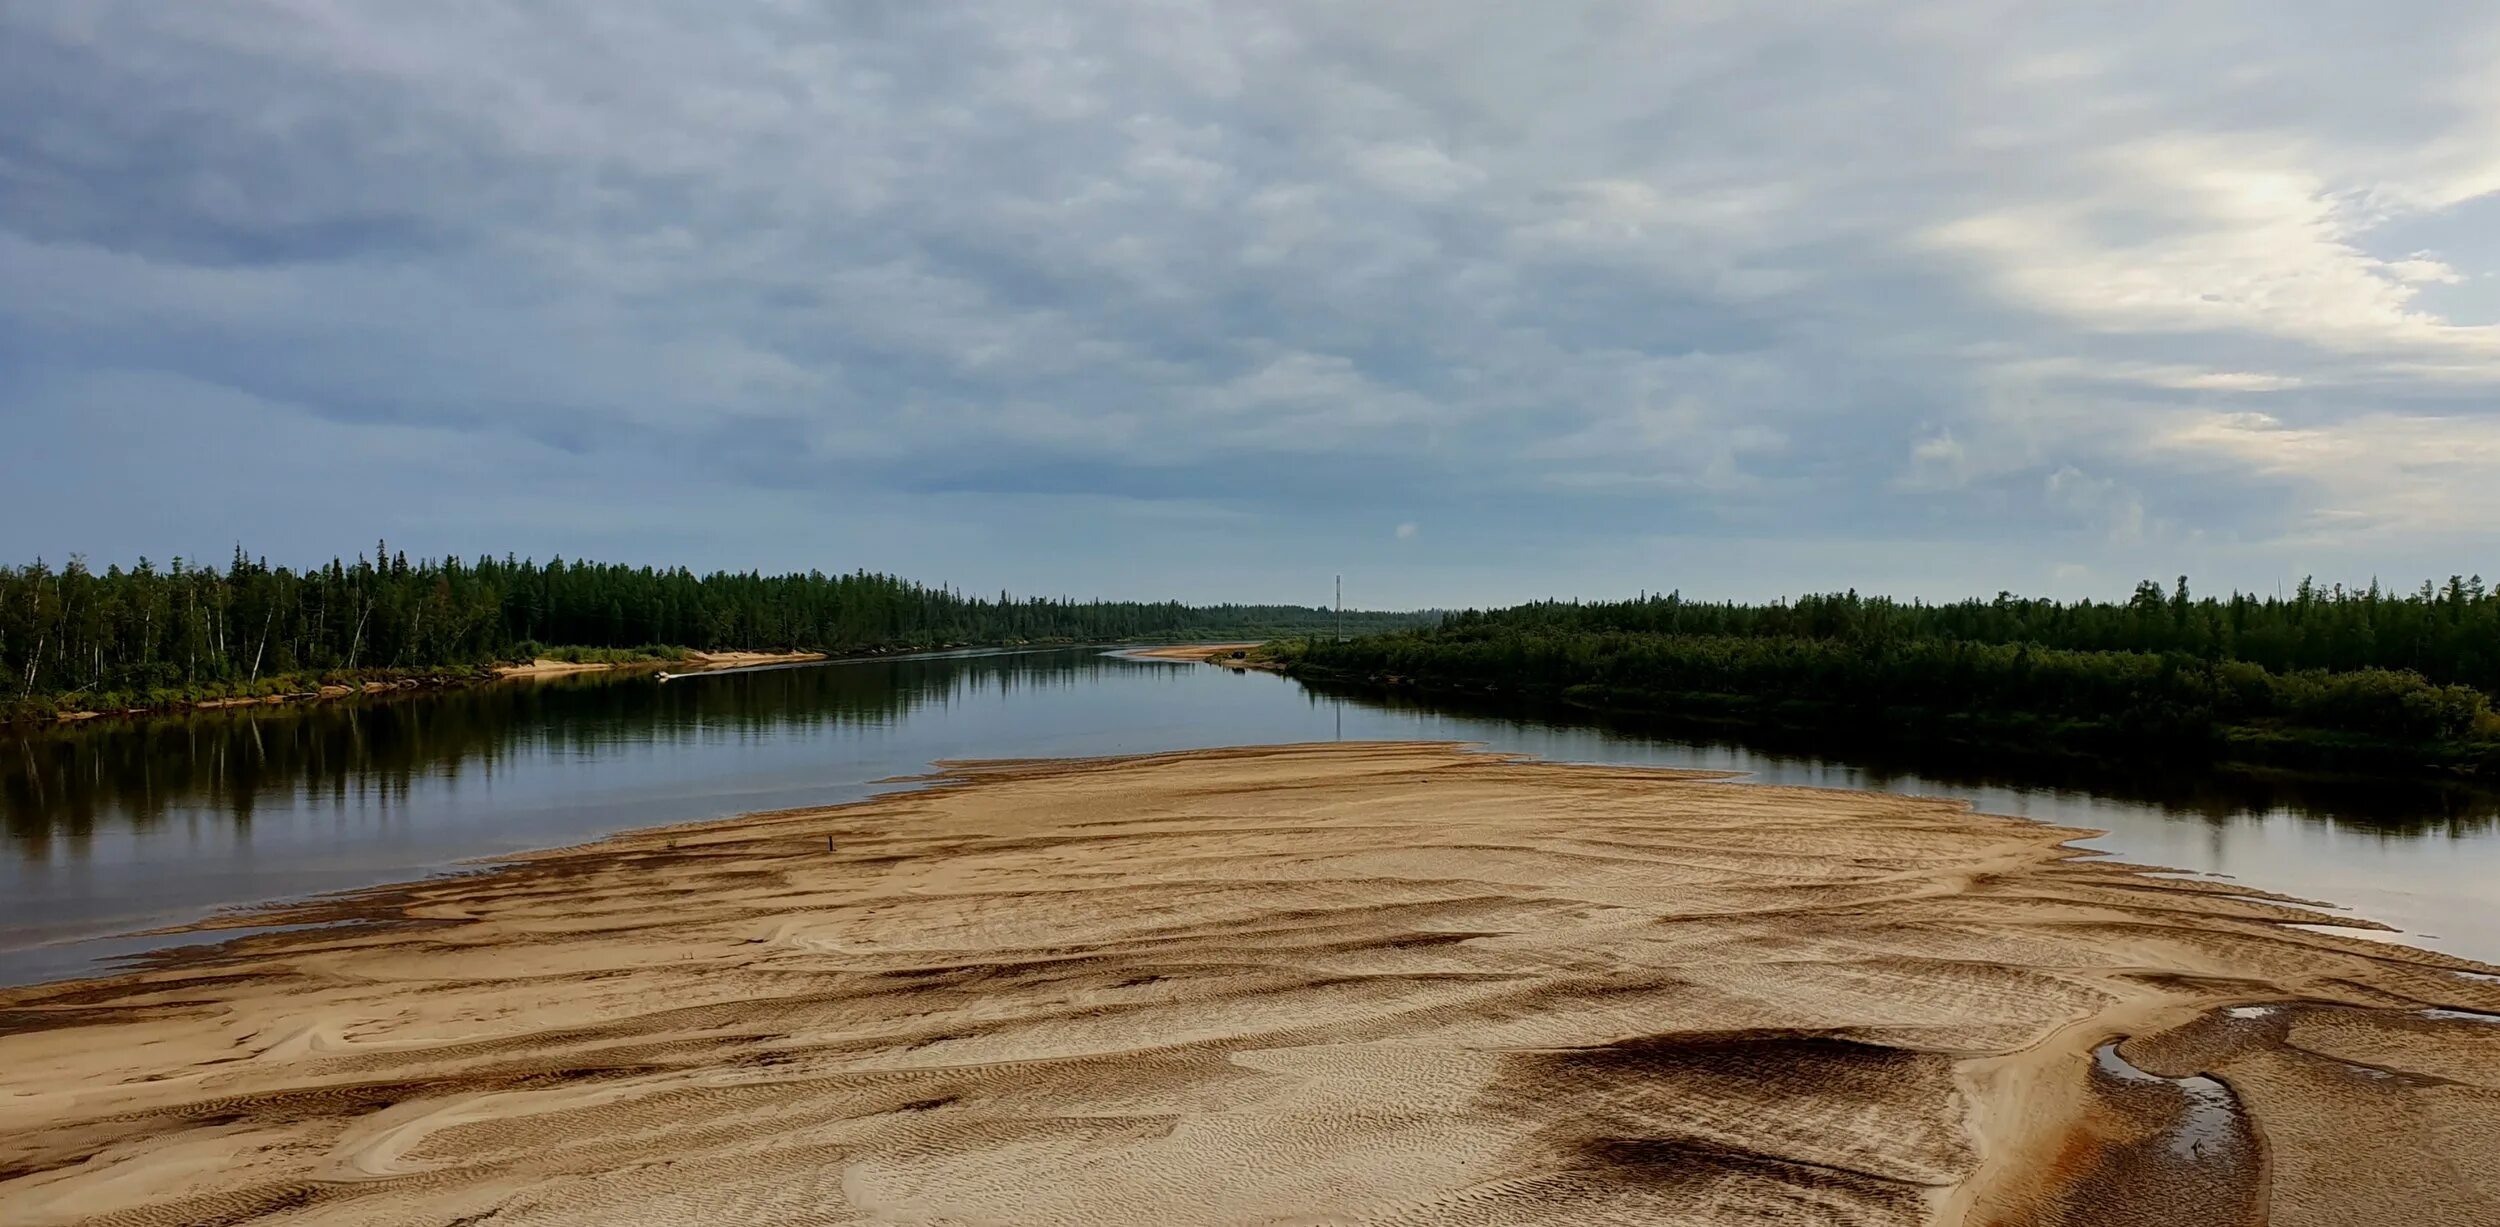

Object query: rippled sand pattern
[5,742,2498,1225]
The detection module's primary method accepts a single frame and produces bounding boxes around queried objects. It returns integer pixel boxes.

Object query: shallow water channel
[6,646,2499,984]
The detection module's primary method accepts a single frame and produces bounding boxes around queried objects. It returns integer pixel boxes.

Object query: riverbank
[12,649,856,728]
[4,742,2494,1225]
[1122,641,1265,663]
[1278,655,2500,780]
[8,641,1283,729]
[27,665,509,725]
[492,649,827,680]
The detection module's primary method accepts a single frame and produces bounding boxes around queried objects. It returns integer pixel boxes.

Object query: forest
[1273,579,2500,773]
[1,545,1425,721]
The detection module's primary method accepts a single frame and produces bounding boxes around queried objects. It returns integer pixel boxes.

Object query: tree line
[2,544,1426,718]
[1439,577,2500,694]
[1275,577,2500,772]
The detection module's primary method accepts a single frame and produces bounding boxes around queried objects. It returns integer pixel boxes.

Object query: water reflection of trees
[11,650,2493,858]
[1295,678,2500,838]
[3,650,1142,849]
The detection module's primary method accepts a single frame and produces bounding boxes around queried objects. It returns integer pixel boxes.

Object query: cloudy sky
[6,2,2500,607]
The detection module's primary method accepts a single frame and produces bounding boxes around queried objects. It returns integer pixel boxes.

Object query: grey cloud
[5,1,2500,603]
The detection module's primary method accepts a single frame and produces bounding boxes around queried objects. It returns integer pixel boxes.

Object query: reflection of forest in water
[1290,677,2500,838]
[8,647,2499,859]
[3,650,1143,847]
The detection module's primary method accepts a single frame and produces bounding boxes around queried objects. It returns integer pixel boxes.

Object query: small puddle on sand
[2283,922,2407,943]
[2092,1042,2244,1162]
[2421,1008,2500,1025]
[2017,1033,2266,1225]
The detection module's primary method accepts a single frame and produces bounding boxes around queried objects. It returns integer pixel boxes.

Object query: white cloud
[1923,134,2500,369]
[2162,371,2306,392]
[2154,409,2500,542]
[2044,465,2153,548]
[1899,430,1971,490]
[2385,255,2466,286]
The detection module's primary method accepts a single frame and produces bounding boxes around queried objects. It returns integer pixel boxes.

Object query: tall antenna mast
[1336,574,1343,641]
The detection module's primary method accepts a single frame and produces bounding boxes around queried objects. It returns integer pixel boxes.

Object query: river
[6,646,2498,984]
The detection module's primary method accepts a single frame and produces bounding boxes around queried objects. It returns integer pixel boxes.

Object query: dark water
[7,647,2499,985]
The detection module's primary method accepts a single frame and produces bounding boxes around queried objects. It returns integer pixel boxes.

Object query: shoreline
[490,649,829,680]
[15,641,1262,730]
[1282,661,2500,782]
[23,649,859,728]
[1120,641,1267,663]
[4,742,2495,1224]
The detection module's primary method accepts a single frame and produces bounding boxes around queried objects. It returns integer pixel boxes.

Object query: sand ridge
[3,742,2497,1225]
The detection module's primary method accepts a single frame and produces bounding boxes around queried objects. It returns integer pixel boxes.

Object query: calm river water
[7,646,2498,984]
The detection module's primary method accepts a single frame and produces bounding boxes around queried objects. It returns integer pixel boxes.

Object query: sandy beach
[1125,642,1266,663]
[493,649,828,680]
[4,742,2497,1225]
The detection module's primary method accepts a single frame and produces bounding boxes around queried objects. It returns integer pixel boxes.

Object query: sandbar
[4,742,2497,1225]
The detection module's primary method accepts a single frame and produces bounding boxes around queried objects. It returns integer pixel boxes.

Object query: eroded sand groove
[3,742,2498,1225]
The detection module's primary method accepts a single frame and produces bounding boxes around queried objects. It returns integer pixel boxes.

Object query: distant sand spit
[493,649,826,680]
[5,742,2498,1225]
[1123,642,1265,662]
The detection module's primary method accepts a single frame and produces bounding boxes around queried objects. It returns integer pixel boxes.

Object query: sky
[6,2,2500,610]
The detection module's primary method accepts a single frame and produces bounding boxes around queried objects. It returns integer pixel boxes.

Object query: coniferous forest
[21,548,2500,775]
[1274,579,2500,773]
[0,545,1425,721]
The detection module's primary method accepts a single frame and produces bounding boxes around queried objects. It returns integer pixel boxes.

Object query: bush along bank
[1270,628,2500,777]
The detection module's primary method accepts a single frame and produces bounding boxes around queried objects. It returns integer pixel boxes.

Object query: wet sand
[3,742,2497,1225]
